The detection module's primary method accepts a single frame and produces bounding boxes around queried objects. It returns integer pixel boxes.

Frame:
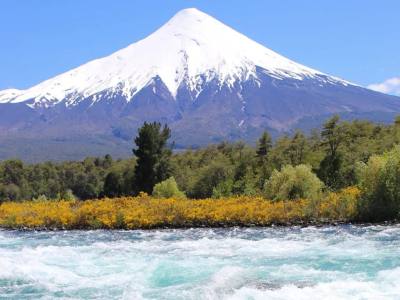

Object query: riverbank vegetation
[2,116,400,227]
[0,187,360,229]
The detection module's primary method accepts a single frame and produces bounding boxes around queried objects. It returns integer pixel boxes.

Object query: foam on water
[1,225,400,299]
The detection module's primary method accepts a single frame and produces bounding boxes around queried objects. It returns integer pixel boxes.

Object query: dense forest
[2,115,400,222]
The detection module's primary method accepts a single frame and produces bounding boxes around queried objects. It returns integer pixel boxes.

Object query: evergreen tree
[256,131,272,158]
[256,131,273,188]
[133,122,172,194]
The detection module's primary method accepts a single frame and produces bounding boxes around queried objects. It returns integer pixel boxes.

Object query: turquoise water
[1,225,400,299]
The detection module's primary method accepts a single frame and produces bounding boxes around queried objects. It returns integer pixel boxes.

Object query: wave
[1,226,400,299]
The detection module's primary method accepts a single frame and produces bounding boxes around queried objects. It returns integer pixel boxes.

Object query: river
[1,225,400,299]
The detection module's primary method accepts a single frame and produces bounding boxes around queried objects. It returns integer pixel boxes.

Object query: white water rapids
[1,225,400,299]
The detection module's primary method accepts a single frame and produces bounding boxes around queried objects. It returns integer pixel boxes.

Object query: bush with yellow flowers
[0,189,361,230]
[314,186,360,220]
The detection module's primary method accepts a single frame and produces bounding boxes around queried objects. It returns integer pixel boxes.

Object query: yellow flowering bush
[317,186,360,220]
[0,191,361,229]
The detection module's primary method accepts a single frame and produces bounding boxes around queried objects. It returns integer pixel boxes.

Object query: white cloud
[368,77,400,96]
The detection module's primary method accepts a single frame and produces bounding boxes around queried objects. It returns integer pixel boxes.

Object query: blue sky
[0,0,399,94]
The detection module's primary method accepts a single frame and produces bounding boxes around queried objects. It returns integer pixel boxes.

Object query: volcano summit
[1,8,399,161]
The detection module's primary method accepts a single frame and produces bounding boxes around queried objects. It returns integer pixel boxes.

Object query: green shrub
[152,177,186,199]
[212,179,234,198]
[357,146,400,221]
[0,184,21,202]
[191,160,232,199]
[56,189,76,201]
[264,164,324,201]
[33,194,48,202]
[103,171,123,198]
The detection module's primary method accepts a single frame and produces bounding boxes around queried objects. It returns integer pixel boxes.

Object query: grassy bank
[0,187,359,230]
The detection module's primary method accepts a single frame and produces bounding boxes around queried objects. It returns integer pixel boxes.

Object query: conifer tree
[288,130,307,166]
[256,131,272,159]
[256,130,273,189]
[133,122,172,194]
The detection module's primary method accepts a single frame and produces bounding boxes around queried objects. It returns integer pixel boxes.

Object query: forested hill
[0,115,399,201]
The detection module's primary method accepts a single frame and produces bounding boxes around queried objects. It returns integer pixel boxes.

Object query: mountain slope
[0,8,346,107]
[0,8,399,161]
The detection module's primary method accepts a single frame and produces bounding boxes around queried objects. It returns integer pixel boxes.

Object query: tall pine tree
[133,122,172,194]
[256,130,273,188]
[256,131,272,158]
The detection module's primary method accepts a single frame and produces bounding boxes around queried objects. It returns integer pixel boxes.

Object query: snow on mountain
[1,7,400,161]
[0,8,348,108]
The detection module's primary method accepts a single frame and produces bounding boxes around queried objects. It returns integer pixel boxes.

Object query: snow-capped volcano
[1,8,345,108]
[0,8,399,161]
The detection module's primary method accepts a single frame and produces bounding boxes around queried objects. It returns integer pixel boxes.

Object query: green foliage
[321,115,342,157]
[152,177,186,199]
[3,116,400,227]
[60,189,76,201]
[133,122,172,194]
[357,146,400,221]
[231,161,258,196]
[318,115,345,189]
[0,154,130,201]
[287,131,307,166]
[33,194,48,202]
[1,159,25,185]
[212,179,234,198]
[264,164,324,201]
[269,135,292,168]
[121,166,136,195]
[103,171,123,198]
[191,159,233,198]
[0,184,21,202]
[318,153,343,190]
[256,131,272,158]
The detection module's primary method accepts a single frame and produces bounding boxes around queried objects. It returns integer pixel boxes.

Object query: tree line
[2,116,400,221]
